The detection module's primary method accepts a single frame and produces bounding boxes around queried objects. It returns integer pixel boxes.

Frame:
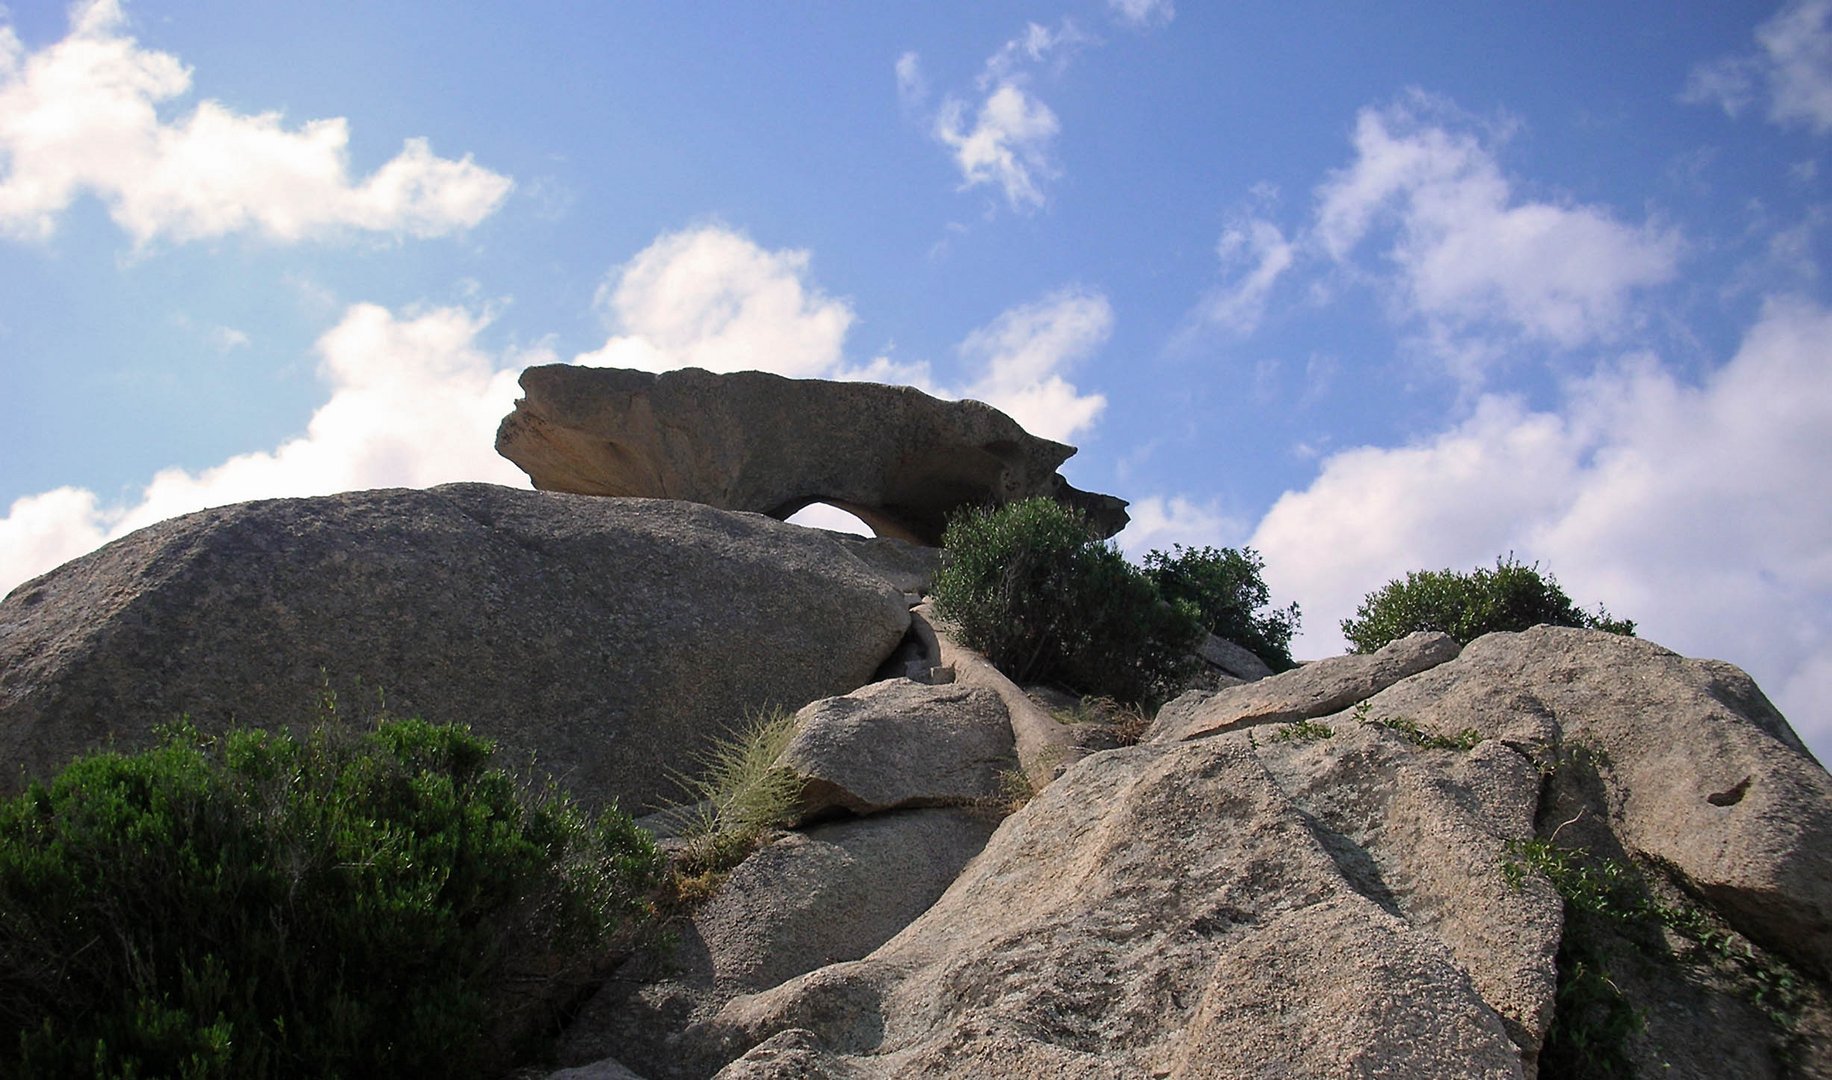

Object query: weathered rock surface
[0,484,910,810]
[1146,630,1461,744]
[538,626,1832,1079]
[495,365,1129,545]
[560,809,996,1078]
[1368,627,1832,978]
[682,731,1547,1079]
[781,681,1014,817]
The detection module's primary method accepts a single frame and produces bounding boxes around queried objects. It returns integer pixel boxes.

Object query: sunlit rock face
[494,364,1129,546]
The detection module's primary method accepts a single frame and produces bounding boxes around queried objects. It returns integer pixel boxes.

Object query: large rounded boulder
[0,483,912,811]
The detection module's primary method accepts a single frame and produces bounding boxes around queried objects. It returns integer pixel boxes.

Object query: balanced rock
[0,484,911,811]
[494,365,1129,545]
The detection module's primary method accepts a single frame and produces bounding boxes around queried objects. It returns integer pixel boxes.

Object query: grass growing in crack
[664,706,803,889]
[1504,826,1812,1066]
[1269,718,1334,743]
[1352,701,1482,751]
[995,767,1041,815]
[1051,695,1153,746]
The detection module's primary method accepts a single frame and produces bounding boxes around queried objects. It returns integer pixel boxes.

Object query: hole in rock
[1706,777,1751,806]
[786,502,873,537]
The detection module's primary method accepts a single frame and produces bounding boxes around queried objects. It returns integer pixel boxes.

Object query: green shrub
[932,498,1200,705]
[0,717,663,1079]
[1141,545,1301,671]
[1340,555,1636,654]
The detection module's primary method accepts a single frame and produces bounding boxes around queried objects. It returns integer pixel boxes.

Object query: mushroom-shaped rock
[494,365,1128,545]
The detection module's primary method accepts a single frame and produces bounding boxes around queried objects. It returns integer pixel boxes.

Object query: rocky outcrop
[494,365,1129,545]
[553,627,1831,1079]
[1366,629,1832,975]
[0,484,911,811]
[683,729,1553,1079]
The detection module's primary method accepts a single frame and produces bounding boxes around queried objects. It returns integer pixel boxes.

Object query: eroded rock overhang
[494,364,1129,545]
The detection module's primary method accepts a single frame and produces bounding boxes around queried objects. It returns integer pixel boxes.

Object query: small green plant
[1141,544,1301,671]
[933,498,1200,706]
[1504,832,1810,1053]
[1341,555,1635,653]
[667,706,804,879]
[0,716,662,1078]
[1354,703,1482,751]
[1270,718,1335,743]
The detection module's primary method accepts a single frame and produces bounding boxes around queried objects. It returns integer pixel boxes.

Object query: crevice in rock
[1296,809,1404,921]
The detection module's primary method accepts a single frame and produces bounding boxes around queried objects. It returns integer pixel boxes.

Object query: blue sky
[3,0,1829,757]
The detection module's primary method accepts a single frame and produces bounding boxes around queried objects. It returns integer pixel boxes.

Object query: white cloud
[575,225,854,377]
[1115,495,1241,559]
[0,487,110,593]
[1759,0,1832,131]
[1251,296,1832,755]
[1108,0,1175,30]
[1314,96,1681,355]
[1685,0,1832,133]
[0,0,510,245]
[0,301,528,596]
[574,224,1106,441]
[914,18,1098,212]
[956,287,1111,441]
[934,82,1061,211]
[0,226,1117,595]
[1197,218,1294,335]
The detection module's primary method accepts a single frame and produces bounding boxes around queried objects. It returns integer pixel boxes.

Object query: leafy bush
[0,717,663,1079]
[932,498,1200,705]
[1141,545,1301,671]
[1340,556,1636,654]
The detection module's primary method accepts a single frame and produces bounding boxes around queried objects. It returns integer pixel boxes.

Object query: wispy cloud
[908,18,1102,213]
[1187,93,1681,381]
[1195,217,1295,336]
[1684,0,1832,134]
[895,50,929,112]
[1251,296,1832,748]
[934,84,1062,211]
[1315,94,1681,355]
[0,0,510,245]
[1107,0,1175,30]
